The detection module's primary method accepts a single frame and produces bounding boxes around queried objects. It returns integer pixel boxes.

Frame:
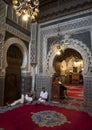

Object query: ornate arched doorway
[3,37,28,105]
[46,38,91,101]
[4,45,23,104]
[46,38,91,76]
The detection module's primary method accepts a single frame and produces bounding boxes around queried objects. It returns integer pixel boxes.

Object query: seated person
[37,87,48,104]
[7,91,35,107]
[25,91,35,103]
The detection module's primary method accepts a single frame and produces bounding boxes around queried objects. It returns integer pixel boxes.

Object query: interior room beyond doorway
[52,48,84,100]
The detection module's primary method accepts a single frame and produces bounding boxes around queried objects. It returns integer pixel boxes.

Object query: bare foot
[6,103,11,107]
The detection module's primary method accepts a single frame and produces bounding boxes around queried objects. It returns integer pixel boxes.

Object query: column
[31,63,37,91]
[30,22,38,92]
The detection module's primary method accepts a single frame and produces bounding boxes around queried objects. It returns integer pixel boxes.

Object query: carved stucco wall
[37,9,92,106]
[38,9,92,75]
[46,38,92,76]
[3,37,28,73]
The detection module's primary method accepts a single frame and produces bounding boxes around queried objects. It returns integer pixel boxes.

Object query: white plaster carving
[38,9,92,76]
[0,21,30,42]
[3,37,28,73]
[46,38,92,76]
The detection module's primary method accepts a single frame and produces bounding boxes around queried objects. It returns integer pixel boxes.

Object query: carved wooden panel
[4,62,21,104]
[52,81,60,101]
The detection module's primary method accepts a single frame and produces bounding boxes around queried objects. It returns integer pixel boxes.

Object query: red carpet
[0,104,92,130]
[67,84,83,99]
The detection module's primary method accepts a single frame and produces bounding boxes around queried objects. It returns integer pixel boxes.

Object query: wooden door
[4,45,23,105]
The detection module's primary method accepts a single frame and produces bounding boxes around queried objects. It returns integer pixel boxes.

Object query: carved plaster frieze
[40,15,92,36]
[0,21,30,42]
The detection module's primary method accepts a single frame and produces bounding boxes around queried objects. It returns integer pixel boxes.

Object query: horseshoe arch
[3,37,28,72]
[46,38,91,76]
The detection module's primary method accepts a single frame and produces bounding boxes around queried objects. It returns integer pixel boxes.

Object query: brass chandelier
[12,0,39,21]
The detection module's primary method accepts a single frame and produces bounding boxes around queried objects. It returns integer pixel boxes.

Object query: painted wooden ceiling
[3,0,92,23]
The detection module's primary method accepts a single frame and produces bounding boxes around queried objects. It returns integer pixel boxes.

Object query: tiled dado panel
[0,76,5,106]
[84,76,92,106]
[36,75,52,100]
[21,76,32,95]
